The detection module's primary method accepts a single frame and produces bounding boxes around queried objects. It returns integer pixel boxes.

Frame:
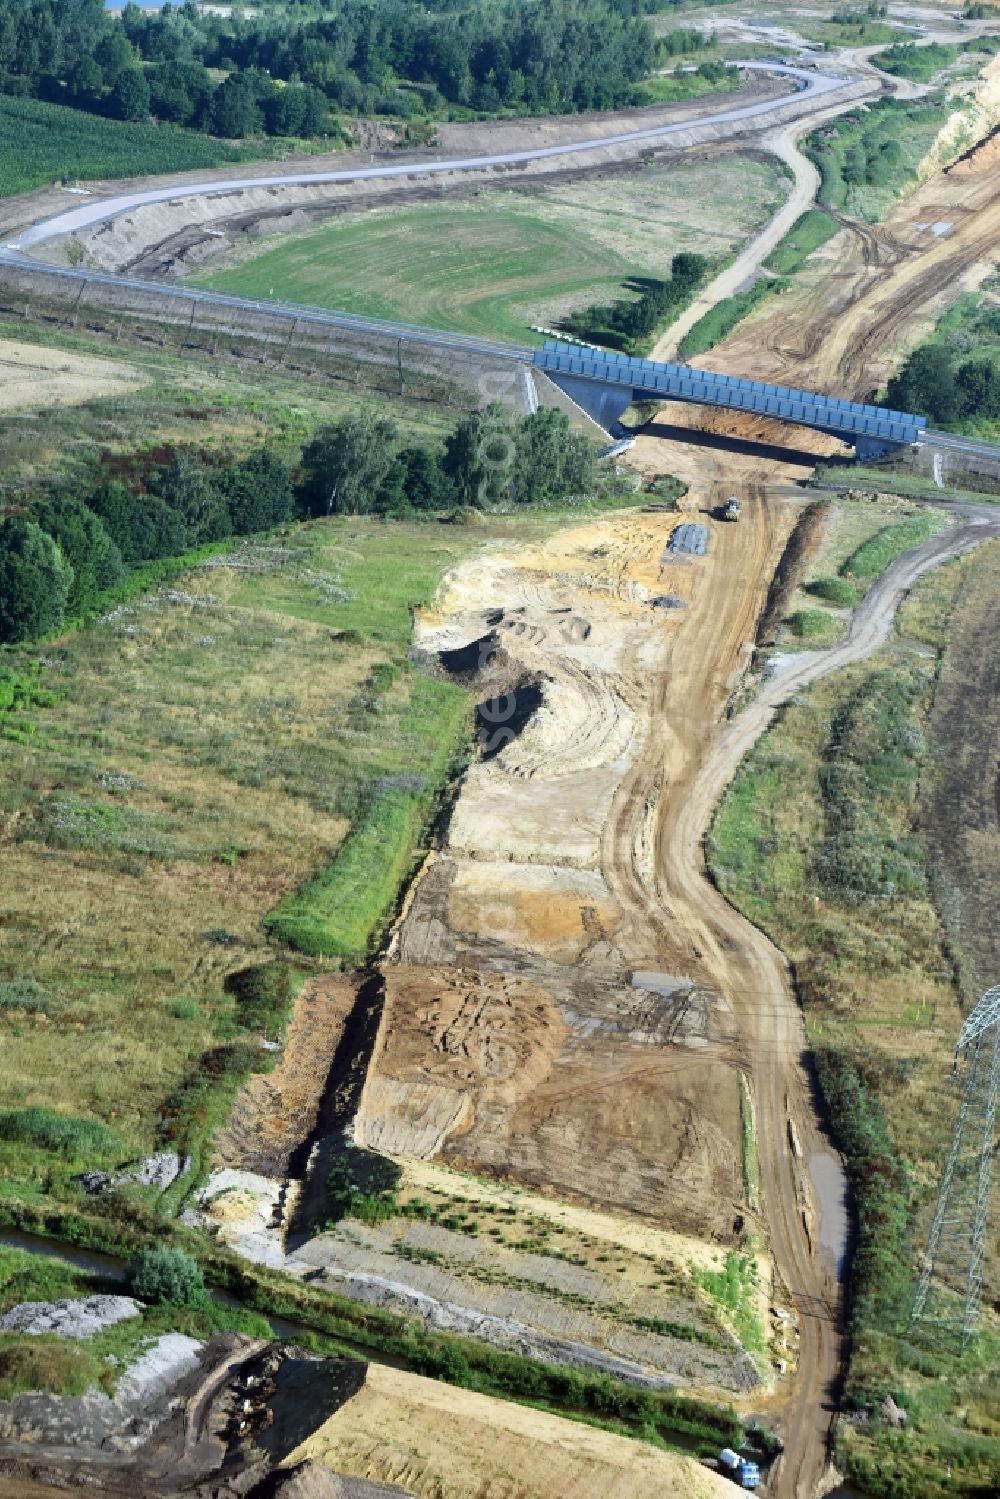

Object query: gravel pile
[665,524,709,557]
[0,1296,140,1339]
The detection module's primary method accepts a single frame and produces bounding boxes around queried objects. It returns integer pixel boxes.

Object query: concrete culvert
[665,523,709,558]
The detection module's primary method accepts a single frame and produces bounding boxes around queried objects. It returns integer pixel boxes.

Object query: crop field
[0,96,272,200]
[195,155,786,344]
[708,537,1000,1498]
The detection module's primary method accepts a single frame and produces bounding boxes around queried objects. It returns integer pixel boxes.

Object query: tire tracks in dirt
[609,498,1000,1496]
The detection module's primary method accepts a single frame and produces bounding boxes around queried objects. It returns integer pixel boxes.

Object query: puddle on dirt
[808,1151,849,1277]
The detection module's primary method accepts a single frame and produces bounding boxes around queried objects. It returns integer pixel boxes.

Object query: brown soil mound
[947,124,1000,178]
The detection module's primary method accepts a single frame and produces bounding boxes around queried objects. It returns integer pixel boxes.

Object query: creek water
[0,1228,309,1342]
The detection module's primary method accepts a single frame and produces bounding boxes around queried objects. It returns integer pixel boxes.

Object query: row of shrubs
[563,253,708,352]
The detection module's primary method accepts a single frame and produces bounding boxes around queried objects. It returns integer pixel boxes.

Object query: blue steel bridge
[533,341,926,459]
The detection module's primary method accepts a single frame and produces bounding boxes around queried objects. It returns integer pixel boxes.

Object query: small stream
[0,1228,318,1344]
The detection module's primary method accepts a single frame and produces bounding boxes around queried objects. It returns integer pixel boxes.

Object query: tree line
[0,0,705,136]
[0,404,596,644]
[563,252,708,351]
[885,341,1000,426]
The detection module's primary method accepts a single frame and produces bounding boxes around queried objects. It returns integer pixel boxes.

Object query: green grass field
[195,158,785,343]
[0,96,274,199]
[763,208,839,276]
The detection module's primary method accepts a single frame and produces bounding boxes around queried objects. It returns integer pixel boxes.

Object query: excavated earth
[200,496,800,1405]
[713,56,1000,400]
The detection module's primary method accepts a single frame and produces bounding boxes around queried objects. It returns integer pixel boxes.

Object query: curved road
[664,508,1000,1497]
[3,63,851,252]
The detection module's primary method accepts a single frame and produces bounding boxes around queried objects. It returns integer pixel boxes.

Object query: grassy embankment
[708,512,1000,1498]
[811,461,1000,505]
[195,156,784,345]
[780,504,951,647]
[805,94,955,221]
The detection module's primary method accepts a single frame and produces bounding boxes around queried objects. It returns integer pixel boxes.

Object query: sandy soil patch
[402,1157,737,1275]
[284,1363,733,1499]
[707,58,1000,398]
[215,976,361,1177]
[0,337,146,409]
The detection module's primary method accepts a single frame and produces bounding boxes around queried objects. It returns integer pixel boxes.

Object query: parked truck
[719,1448,761,1490]
[722,494,741,522]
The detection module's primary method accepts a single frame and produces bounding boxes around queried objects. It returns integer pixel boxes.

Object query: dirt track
[177,39,1000,1496]
[653,511,1000,1497]
[713,57,1000,398]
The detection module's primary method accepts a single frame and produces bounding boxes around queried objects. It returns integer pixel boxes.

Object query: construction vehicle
[722,494,741,522]
[718,1449,761,1490]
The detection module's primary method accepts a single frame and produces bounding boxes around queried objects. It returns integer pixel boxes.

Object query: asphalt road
[4,62,846,250]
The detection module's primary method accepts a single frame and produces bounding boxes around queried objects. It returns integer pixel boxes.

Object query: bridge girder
[542,369,910,460]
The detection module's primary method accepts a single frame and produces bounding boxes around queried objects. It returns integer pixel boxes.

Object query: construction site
[0,4,999,1498]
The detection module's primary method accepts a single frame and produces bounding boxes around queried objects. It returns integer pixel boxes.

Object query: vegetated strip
[803,94,953,220]
[0,1195,744,1457]
[839,509,950,584]
[265,684,472,960]
[762,208,839,277]
[678,276,783,359]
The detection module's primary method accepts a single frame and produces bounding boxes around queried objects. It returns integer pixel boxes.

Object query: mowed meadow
[195,155,786,344]
[0,520,486,1172]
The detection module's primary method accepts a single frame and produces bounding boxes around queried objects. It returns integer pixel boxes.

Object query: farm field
[0,96,273,200]
[194,154,787,343]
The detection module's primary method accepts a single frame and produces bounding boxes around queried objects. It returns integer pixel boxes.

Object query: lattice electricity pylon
[911,985,1000,1350]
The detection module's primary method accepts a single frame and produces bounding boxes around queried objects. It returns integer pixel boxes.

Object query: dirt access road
[623,58,1000,1484]
[713,56,1000,398]
[652,500,1000,1498]
[0,64,847,254]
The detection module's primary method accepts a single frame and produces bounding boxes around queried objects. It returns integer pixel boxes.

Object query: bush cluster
[128,1245,206,1306]
[806,95,949,209]
[885,343,1000,427]
[563,254,708,351]
[0,404,593,645]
